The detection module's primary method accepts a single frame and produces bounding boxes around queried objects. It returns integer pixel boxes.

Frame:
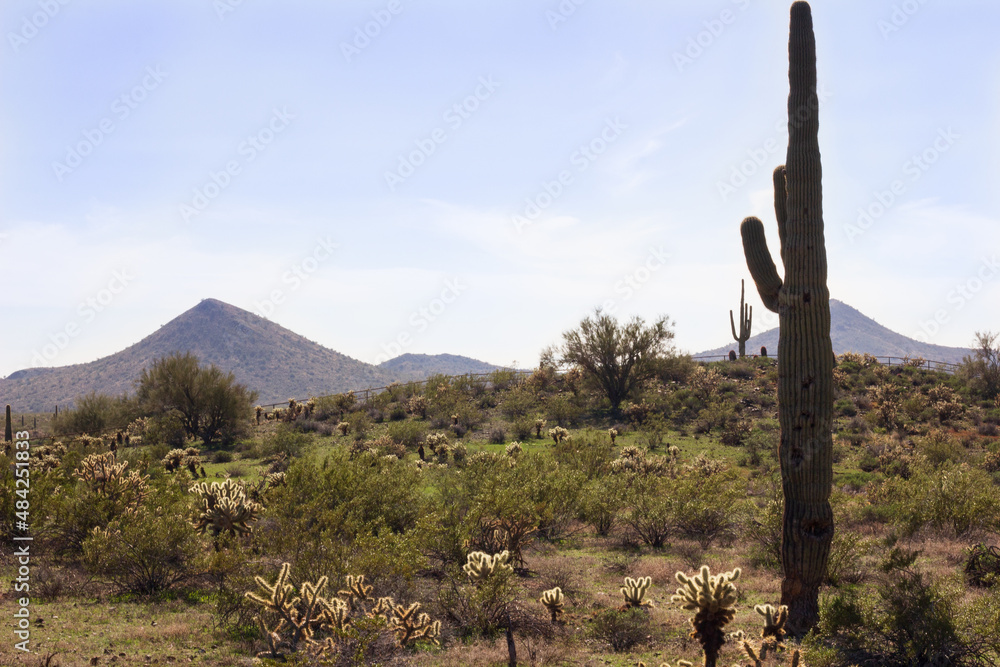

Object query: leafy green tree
[960,331,1000,400]
[558,310,675,412]
[136,352,257,447]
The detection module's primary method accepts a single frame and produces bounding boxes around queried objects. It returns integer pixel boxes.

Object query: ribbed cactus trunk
[4,405,11,442]
[730,279,752,358]
[739,1,834,635]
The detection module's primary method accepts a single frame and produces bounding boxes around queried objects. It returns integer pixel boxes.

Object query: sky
[2,0,998,378]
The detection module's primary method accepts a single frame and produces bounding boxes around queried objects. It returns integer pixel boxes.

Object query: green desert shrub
[82,505,201,595]
[873,461,1000,536]
[386,420,425,449]
[814,545,994,667]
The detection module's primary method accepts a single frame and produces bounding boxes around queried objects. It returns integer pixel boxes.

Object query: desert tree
[557,309,675,413]
[136,352,257,448]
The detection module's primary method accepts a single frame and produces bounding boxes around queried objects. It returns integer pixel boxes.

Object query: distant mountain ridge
[376,353,506,382]
[0,299,502,412]
[696,299,973,364]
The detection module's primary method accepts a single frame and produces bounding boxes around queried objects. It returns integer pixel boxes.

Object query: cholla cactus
[182,447,201,475]
[125,416,147,445]
[534,418,546,438]
[244,563,339,657]
[609,428,618,444]
[670,566,741,667]
[451,442,468,465]
[739,642,803,667]
[371,597,441,646]
[162,448,187,472]
[539,587,564,622]
[336,421,350,436]
[337,574,374,611]
[407,395,428,418]
[548,426,569,443]
[73,451,150,510]
[191,478,262,538]
[463,550,514,583]
[620,575,653,609]
[426,432,450,463]
[255,406,264,424]
[755,603,788,646]
[505,441,523,458]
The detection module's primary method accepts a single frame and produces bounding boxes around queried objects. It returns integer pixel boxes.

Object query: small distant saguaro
[730,279,752,358]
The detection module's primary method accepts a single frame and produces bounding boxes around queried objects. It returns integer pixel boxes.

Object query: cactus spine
[730,279,753,358]
[738,1,834,634]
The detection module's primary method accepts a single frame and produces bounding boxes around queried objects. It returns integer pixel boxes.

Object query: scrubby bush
[82,505,201,595]
[589,607,650,652]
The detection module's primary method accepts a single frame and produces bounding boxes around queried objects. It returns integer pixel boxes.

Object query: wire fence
[690,354,962,374]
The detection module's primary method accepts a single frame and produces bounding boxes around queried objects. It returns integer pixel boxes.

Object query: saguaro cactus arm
[741,216,782,313]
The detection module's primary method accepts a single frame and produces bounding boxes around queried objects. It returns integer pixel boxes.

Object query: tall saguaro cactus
[4,405,12,442]
[738,1,834,634]
[730,279,752,358]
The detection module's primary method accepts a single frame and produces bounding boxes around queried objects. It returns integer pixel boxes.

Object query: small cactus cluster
[620,575,653,609]
[73,451,150,509]
[534,418,546,438]
[32,440,67,472]
[548,426,569,443]
[609,446,674,476]
[671,566,741,667]
[407,395,428,418]
[371,597,441,647]
[162,447,202,475]
[504,441,522,458]
[245,564,439,658]
[190,478,262,538]
[538,587,564,622]
[463,550,514,583]
[425,432,450,463]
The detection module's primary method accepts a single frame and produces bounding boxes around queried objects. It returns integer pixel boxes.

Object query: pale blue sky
[2,0,998,377]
